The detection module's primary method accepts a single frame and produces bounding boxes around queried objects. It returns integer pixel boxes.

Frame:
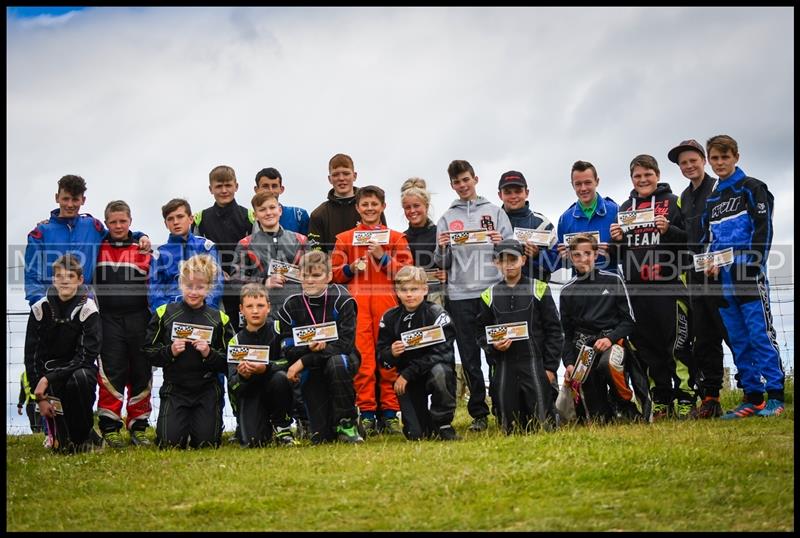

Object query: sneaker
[468,416,488,432]
[721,401,766,420]
[437,425,461,441]
[360,417,378,438]
[102,430,127,449]
[130,430,152,447]
[274,427,299,446]
[382,417,403,435]
[675,399,696,420]
[690,397,723,419]
[337,419,364,444]
[756,399,785,417]
[652,402,673,421]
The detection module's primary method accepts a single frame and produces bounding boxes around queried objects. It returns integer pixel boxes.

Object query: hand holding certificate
[485,321,529,344]
[571,345,596,384]
[400,324,446,350]
[268,259,302,283]
[448,229,491,246]
[617,207,655,231]
[171,322,214,342]
[693,247,734,272]
[514,227,556,248]
[563,231,601,247]
[353,229,390,245]
[227,344,270,364]
[292,321,339,346]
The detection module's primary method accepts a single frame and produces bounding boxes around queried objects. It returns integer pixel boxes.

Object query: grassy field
[6,388,794,532]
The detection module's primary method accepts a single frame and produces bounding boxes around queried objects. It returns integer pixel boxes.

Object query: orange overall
[332,224,413,413]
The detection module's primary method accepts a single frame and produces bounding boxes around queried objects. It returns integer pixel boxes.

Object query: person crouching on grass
[227,283,297,447]
[559,234,647,423]
[25,254,101,454]
[477,240,563,434]
[376,266,460,441]
[276,250,363,444]
[144,254,234,449]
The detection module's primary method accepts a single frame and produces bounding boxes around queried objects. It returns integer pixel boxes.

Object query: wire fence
[6,275,794,434]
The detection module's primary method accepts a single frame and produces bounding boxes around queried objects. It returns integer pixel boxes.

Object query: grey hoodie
[434,196,513,300]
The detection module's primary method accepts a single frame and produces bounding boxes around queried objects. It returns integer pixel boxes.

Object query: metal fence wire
[6,276,794,434]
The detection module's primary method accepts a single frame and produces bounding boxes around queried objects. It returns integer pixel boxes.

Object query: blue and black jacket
[700,166,774,297]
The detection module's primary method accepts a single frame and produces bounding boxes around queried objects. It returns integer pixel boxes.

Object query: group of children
[22,135,786,453]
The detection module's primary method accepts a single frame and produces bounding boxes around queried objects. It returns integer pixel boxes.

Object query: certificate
[571,345,596,384]
[292,321,339,346]
[514,227,556,248]
[563,231,601,247]
[401,324,446,350]
[448,229,491,246]
[485,321,529,343]
[353,229,390,245]
[227,344,270,364]
[693,247,735,272]
[617,208,655,230]
[424,269,441,284]
[46,396,64,415]
[171,322,214,341]
[268,259,302,282]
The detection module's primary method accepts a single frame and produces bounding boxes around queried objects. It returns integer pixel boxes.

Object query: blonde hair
[394,265,428,286]
[179,254,218,286]
[252,190,279,209]
[209,165,237,185]
[299,250,331,274]
[240,282,269,303]
[400,177,431,208]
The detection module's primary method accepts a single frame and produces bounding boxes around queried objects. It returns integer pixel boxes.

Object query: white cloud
[14,10,80,30]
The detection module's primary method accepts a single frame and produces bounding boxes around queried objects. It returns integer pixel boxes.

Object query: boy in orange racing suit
[331,185,413,436]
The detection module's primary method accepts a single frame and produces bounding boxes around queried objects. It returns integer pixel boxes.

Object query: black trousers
[156,382,222,449]
[494,353,555,434]
[687,286,728,398]
[236,369,293,447]
[299,352,359,445]
[25,402,43,433]
[97,310,152,433]
[446,297,490,419]
[398,362,457,440]
[579,347,637,422]
[47,366,98,448]
[629,294,684,405]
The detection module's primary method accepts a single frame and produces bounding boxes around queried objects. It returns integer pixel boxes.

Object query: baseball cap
[667,139,705,164]
[493,239,525,258]
[498,170,528,190]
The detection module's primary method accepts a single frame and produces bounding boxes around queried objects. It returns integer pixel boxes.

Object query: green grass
[6,388,794,531]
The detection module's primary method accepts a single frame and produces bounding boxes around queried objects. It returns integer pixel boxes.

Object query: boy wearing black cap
[497,171,558,282]
[476,239,562,433]
[668,139,728,418]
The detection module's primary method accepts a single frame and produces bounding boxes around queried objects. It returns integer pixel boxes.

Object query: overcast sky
[7,6,795,308]
[6,6,794,431]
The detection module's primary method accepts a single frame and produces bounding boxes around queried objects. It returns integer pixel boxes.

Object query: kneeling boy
[276,251,363,444]
[559,234,647,422]
[144,254,233,448]
[376,266,459,441]
[227,283,296,447]
[25,254,101,453]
